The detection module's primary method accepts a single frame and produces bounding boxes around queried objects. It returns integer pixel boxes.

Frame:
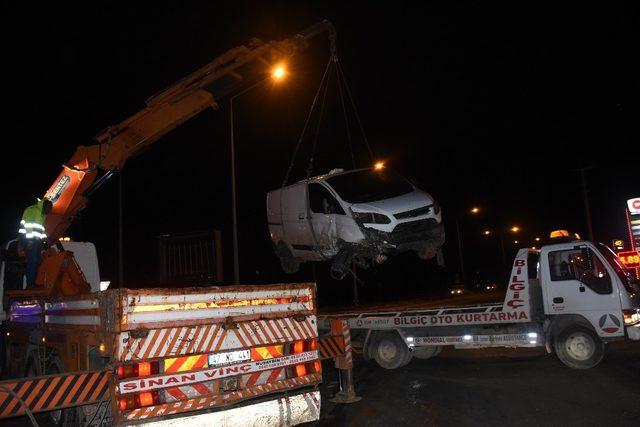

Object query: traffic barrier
[0,369,110,419]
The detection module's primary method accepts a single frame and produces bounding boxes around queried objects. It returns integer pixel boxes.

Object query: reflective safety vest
[19,200,47,240]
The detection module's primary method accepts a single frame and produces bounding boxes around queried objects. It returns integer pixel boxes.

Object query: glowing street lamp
[483,230,492,236]
[374,161,385,171]
[510,226,520,233]
[470,207,480,214]
[272,65,286,81]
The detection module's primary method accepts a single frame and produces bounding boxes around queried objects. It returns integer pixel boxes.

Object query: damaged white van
[266,167,445,279]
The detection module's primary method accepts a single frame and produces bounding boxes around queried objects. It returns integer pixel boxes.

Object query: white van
[266,168,444,278]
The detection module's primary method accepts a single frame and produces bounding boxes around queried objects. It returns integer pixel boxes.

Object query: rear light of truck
[117,361,160,379]
[290,339,320,377]
[118,391,161,411]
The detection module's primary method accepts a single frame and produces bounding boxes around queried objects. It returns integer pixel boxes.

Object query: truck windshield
[326,170,414,204]
[596,243,640,294]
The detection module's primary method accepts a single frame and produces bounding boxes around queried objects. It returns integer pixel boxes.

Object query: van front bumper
[360,218,445,254]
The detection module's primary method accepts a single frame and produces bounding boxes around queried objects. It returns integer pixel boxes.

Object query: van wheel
[276,242,300,274]
[412,346,441,360]
[372,332,410,370]
[555,327,604,369]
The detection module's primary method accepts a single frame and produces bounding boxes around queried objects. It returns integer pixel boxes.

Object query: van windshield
[326,169,414,204]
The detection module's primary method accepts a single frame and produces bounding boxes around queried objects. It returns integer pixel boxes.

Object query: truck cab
[538,238,640,367]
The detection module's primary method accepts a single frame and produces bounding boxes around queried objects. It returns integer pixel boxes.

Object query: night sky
[1,2,638,304]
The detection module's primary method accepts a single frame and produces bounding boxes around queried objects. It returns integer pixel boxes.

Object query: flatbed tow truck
[0,21,358,426]
[320,233,640,370]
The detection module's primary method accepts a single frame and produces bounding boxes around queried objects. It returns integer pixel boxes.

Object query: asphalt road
[316,342,640,426]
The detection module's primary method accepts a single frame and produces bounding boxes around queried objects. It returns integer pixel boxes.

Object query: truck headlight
[352,211,391,224]
[623,309,640,326]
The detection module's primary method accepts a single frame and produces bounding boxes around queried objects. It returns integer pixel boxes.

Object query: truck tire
[371,332,410,370]
[25,353,81,426]
[276,242,300,274]
[412,346,441,360]
[555,326,604,369]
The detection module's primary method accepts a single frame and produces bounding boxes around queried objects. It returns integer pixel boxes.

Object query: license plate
[208,349,250,367]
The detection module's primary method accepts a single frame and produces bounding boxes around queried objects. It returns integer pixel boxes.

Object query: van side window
[309,184,345,215]
[548,249,612,294]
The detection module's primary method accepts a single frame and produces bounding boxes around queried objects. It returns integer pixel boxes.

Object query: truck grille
[394,205,431,220]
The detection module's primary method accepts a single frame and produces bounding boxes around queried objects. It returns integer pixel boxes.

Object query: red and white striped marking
[341,320,353,368]
[124,373,321,420]
[118,315,317,361]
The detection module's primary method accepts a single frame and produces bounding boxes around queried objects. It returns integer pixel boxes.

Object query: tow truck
[320,232,640,370]
[0,21,357,426]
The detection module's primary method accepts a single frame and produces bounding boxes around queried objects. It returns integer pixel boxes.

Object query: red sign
[617,251,640,268]
[628,198,640,215]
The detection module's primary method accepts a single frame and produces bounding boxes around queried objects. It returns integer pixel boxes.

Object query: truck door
[542,244,624,337]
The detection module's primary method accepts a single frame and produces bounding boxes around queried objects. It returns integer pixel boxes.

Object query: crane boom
[43,20,336,241]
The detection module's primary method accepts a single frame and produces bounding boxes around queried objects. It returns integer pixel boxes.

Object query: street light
[272,65,286,80]
[510,226,520,233]
[230,67,287,284]
[456,206,481,287]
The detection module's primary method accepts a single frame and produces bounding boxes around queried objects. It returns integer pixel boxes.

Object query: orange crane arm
[43,20,336,241]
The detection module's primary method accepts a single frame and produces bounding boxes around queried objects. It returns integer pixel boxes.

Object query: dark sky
[1,2,639,297]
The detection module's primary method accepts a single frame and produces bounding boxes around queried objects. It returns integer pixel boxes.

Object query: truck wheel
[372,332,410,370]
[25,354,81,426]
[555,327,604,369]
[412,346,441,360]
[276,242,300,274]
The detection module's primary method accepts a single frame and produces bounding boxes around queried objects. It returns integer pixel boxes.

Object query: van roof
[297,167,370,184]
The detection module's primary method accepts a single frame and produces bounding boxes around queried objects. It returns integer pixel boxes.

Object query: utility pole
[118,170,124,288]
[577,167,594,241]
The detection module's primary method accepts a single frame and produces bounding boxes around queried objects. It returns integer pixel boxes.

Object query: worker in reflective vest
[18,198,53,287]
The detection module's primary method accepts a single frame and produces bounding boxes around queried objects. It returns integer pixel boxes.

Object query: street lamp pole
[229,68,286,284]
[229,80,265,285]
[456,218,466,287]
[455,207,480,287]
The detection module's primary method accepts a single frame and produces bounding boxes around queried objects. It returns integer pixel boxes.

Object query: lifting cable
[305,62,332,179]
[282,57,334,187]
[335,61,375,163]
[282,50,375,185]
[335,63,355,169]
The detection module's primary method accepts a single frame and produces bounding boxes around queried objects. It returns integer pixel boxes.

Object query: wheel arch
[546,314,596,349]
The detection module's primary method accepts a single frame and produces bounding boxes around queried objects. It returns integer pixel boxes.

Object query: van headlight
[352,212,391,224]
[623,309,640,326]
